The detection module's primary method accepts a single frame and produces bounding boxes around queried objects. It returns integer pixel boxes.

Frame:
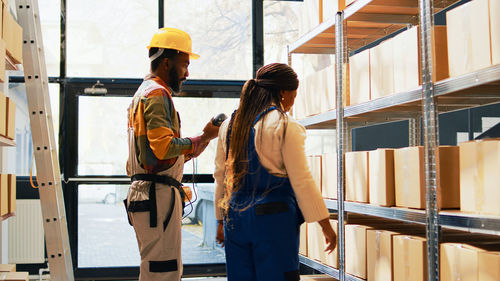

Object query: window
[164,0,252,80]
[67,0,157,78]
[39,0,60,77]
[77,96,239,176]
[7,83,59,176]
[264,1,301,64]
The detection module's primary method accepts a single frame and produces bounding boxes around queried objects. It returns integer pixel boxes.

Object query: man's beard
[168,67,183,93]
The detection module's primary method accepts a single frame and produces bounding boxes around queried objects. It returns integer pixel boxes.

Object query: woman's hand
[318,218,337,254]
[216,220,225,247]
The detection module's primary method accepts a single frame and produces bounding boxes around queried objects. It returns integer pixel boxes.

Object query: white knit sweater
[213,109,329,223]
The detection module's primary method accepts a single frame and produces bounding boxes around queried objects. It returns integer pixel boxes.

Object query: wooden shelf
[0,135,15,147]
[299,64,500,129]
[325,199,500,235]
[289,0,460,54]
[0,213,14,222]
[5,53,18,71]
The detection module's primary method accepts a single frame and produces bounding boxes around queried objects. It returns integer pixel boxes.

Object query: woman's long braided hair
[220,63,299,216]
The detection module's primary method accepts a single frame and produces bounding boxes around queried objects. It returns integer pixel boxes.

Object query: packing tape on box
[476,141,485,213]
[403,151,410,206]
[453,244,462,280]
[404,236,410,280]
[376,231,381,259]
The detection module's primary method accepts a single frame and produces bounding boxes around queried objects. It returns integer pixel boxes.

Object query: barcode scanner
[212,113,228,127]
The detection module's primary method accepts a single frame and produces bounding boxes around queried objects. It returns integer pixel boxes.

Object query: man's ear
[163,57,169,69]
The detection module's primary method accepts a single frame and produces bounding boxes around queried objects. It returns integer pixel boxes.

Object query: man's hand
[201,120,220,142]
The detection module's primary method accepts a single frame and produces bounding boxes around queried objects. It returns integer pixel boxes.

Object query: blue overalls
[224,107,305,281]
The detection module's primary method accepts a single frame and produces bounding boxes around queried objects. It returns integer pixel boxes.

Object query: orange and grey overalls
[125,79,186,281]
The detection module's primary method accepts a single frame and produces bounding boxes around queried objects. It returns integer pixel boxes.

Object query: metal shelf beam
[299,256,364,281]
[298,65,500,129]
[0,136,15,147]
[325,199,500,235]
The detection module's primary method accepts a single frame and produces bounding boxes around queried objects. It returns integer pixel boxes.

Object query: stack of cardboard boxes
[0,174,15,217]
[295,0,500,119]
[0,0,22,141]
[297,0,500,279]
[0,264,29,281]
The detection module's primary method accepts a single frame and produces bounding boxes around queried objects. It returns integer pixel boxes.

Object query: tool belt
[126,173,185,230]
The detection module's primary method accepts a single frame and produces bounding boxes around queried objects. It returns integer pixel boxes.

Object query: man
[125,27,219,281]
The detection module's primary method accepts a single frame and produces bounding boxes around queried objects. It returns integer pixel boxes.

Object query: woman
[214,63,336,281]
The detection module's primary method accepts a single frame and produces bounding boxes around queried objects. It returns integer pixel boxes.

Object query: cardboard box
[459,140,482,213]
[431,26,451,82]
[0,40,5,82]
[0,272,28,281]
[481,140,500,216]
[321,152,337,199]
[0,174,7,216]
[393,235,427,281]
[0,1,4,40]
[6,97,14,139]
[367,229,400,281]
[316,65,336,113]
[322,219,338,268]
[393,27,420,94]
[303,74,319,116]
[349,49,370,105]
[491,0,500,65]
[300,223,308,256]
[394,146,427,209]
[346,151,369,203]
[0,264,15,272]
[345,224,373,278]
[441,243,482,281]
[3,8,22,65]
[0,92,6,136]
[307,222,326,263]
[307,155,322,193]
[438,146,460,209]
[370,39,394,100]
[392,25,449,93]
[395,146,459,209]
[478,250,500,281]
[446,0,491,77]
[369,149,395,206]
[7,174,14,213]
[459,139,500,215]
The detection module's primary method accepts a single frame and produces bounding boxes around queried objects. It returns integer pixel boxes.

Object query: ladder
[15,0,74,280]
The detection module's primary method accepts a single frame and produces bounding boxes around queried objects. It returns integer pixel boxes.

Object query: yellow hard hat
[147,27,200,60]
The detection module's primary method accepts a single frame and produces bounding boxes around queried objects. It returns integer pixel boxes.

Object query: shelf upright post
[335,11,347,281]
[409,116,422,146]
[16,0,75,280]
[418,0,441,280]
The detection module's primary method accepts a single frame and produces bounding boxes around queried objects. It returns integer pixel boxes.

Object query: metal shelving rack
[288,0,500,280]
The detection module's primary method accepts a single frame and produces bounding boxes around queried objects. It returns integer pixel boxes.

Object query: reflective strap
[149,259,178,272]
